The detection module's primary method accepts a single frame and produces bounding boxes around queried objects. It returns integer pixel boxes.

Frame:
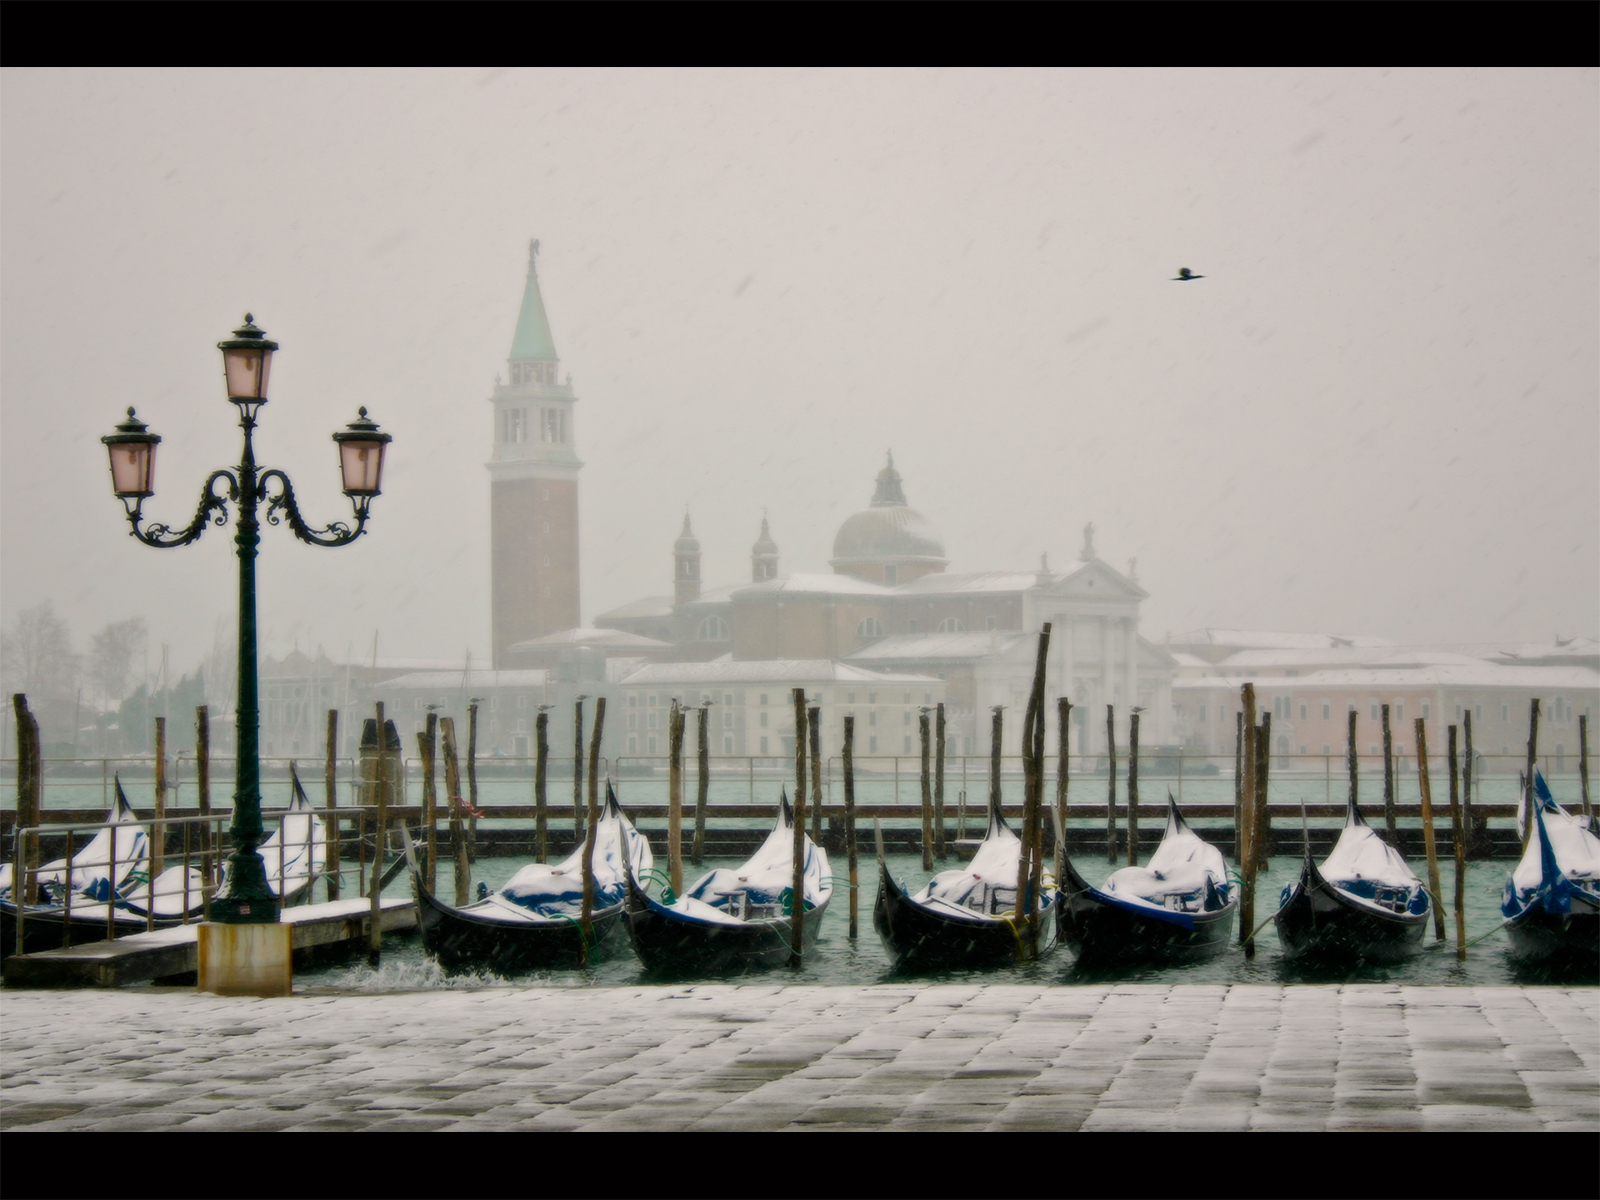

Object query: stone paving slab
[1,984,1594,1131]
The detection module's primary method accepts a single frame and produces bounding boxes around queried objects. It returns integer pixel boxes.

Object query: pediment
[1050,558,1147,600]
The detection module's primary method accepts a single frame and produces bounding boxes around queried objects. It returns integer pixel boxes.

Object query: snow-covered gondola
[624,790,830,972]
[1274,795,1429,963]
[1,779,160,956]
[1501,773,1599,971]
[873,788,1054,971]
[255,769,328,904]
[1059,794,1235,963]
[412,782,652,973]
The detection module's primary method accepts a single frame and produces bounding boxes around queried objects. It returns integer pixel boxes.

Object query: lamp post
[103,315,391,925]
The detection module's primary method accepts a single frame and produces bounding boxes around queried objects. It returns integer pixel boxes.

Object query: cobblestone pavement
[2,985,1595,1131]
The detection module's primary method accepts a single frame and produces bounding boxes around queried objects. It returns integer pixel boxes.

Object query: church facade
[597,456,1176,757]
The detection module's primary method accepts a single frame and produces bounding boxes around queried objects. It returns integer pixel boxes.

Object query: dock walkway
[2,984,1594,1131]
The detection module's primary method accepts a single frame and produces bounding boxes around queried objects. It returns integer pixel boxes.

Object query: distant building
[1167,632,1599,772]
[598,456,1174,756]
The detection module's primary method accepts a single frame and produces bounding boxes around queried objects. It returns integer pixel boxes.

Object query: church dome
[830,454,947,574]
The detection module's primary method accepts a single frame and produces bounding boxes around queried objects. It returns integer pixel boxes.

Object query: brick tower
[489,240,582,667]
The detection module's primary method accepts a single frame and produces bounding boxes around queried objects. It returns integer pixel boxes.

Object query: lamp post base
[210,850,281,924]
[197,921,293,997]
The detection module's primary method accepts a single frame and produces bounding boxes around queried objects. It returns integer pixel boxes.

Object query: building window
[628,736,637,753]
[723,735,733,753]
[697,616,730,642]
[648,736,657,753]
[649,712,658,729]
[986,616,998,631]
[628,713,637,730]
[1198,704,1208,722]
[1370,704,1379,721]
[723,711,733,728]
[1475,704,1483,721]
[1396,703,1404,721]
[869,711,878,726]
[1421,703,1430,721]
[1501,705,1509,722]
[760,712,769,727]
[856,617,885,638]
[869,692,877,704]
[1321,703,1330,720]
[936,618,966,633]
[1299,703,1306,720]
[760,693,769,706]
[902,711,911,726]
[869,736,878,753]
[760,736,769,754]
[725,694,733,706]
[904,736,912,752]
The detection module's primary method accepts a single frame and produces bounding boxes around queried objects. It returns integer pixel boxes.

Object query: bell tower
[489,240,582,666]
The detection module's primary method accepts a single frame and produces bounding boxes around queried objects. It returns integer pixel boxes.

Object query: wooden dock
[2,898,416,989]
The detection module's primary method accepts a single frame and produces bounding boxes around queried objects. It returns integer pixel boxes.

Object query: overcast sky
[3,68,1595,680]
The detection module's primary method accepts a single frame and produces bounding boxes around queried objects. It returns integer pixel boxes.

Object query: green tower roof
[510,239,558,363]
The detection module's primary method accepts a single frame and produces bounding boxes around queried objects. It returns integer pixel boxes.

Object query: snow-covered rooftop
[507,627,672,651]
[843,632,1030,661]
[376,669,550,690]
[1173,664,1600,691]
[1169,628,1396,651]
[731,573,893,599]
[618,659,941,686]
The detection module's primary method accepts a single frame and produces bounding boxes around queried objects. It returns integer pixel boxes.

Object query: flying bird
[1171,268,1204,281]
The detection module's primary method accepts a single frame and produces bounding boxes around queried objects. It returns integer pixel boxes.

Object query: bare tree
[1,600,77,702]
[88,617,148,708]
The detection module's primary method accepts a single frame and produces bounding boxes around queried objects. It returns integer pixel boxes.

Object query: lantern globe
[101,407,161,498]
[217,314,278,408]
[332,407,392,496]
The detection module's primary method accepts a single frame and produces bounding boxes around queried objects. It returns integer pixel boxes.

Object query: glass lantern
[216,314,278,415]
[332,407,392,496]
[101,408,161,498]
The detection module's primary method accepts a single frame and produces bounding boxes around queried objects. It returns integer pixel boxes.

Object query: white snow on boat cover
[911,810,1024,917]
[1322,813,1421,889]
[1511,803,1600,896]
[1102,809,1229,908]
[497,800,654,919]
[120,865,207,917]
[661,803,830,919]
[0,799,148,899]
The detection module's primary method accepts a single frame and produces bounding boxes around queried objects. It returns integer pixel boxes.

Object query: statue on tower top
[1079,522,1095,562]
[529,238,540,269]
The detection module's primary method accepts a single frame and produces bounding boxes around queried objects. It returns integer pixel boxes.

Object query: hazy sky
[3,68,1595,680]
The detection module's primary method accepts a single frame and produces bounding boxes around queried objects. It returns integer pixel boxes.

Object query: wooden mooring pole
[1015,625,1049,961]
[1448,725,1466,960]
[1382,703,1397,842]
[419,711,438,892]
[1255,712,1273,864]
[573,696,586,843]
[153,716,167,882]
[466,701,480,862]
[934,703,947,859]
[693,704,710,865]
[1105,705,1118,864]
[668,699,684,896]
[13,695,40,905]
[790,688,808,965]
[1126,708,1140,866]
[1056,698,1071,887]
[579,697,605,962]
[844,713,858,939]
[1239,683,1258,955]
[809,705,823,845]
[1522,699,1540,852]
[919,708,934,872]
[441,718,470,907]
[1579,713,1592,827]
[1415,718,1446,942]
[320,707,337,901]
[989,706,1004,825]
[534,708,549,863]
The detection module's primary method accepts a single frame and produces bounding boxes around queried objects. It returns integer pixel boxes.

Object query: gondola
[1,780,211,956]
[255,768,328,904]
[1501,773,1599,971]
[624,789,830,972]
[412,782,652,973]
[1058,794,1235,963]
[873,787,1054,971]
[1273,795,1429,963]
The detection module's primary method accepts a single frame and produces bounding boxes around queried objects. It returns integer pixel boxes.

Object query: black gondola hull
[415,883,624,973]
[623,870,827,972]
[1504,893,1599,972]
[873,861,1054,972]
[1273,863,1427,964]
[1061,888,1236,964]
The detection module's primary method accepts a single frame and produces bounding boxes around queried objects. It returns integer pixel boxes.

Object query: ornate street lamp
[102,315,391,924]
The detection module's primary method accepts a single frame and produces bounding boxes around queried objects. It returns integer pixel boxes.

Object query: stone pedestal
[197,921,293,997]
